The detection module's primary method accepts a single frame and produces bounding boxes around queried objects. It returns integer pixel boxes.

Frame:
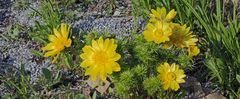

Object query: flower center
[55,42,65,51]
[167,72,176,81]
[92,51,108,65]
[154,29,163,38]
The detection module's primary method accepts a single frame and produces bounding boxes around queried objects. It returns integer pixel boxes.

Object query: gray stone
[113,10,121,16]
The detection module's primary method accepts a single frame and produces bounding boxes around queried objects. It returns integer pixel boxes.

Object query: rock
[113,10,121,16]
[182,76,205,98]
[182,76,227,99]
[204,92,226,99]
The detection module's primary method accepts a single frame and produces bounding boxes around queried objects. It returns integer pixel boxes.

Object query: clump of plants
[110,7,199,98]
[133,0,240,98]
[30,5,199,98]
[1,0,204,98]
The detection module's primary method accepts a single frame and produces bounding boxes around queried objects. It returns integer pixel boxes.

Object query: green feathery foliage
[143,77,162,96]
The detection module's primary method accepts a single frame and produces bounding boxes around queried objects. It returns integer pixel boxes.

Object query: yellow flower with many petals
[149,7,177,22]
[163,23,198,48]
[188,46,200,57]
[80,37,121,81]
[157,62,186,91]
[42,23,72,63]
[143,21,172,44]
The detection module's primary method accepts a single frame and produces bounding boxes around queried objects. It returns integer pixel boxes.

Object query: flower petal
[110,53,121,61]
[151,9,160,18]
[88,65,99,80]
[53,28,62,38]
[176,78,185,83]
[48,35,58,42]
[82,45,94,53]
[99,67,107,81]
[65,39,72,47]
[42,43,55,51]
[80,53,93,60]
[92,40,100,51]
[105,64,112,74]
[103,38,110,51]
[163,82,170,90]
[80,60,92,68]
[97,37,104,50]
[112,62,121,72]
[166,9,177,21]
[171,81,180,91]
[44,50,58,57]
[158,7,167,19]
[61,23,68,38]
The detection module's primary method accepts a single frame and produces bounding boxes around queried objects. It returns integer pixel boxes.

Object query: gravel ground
[0,0,145,84]
[0,0,43,82]
[0,38,52,96]
[0,38,51,80]
[0,0,12,32]
[74,16,146,38]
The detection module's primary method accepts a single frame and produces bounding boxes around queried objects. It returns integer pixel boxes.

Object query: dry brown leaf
[82,87,91,99]
[95,80,111,94]
[86,77,101,88]
[86,77,111,94]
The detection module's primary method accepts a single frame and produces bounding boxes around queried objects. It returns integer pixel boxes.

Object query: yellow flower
[188,46,200,57]
[163,23,198,48]
[149,7,177,22]
[157,62,186,91]
[143,21,172,44]
[42,23,72,63]
[80,37,121,81]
